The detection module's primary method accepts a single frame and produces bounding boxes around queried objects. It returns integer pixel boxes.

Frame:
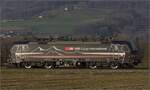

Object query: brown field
[0,67,150,90]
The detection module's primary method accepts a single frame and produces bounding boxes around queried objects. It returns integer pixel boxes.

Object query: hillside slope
[1,1,149,41]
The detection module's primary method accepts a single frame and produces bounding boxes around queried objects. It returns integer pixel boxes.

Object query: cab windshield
[110,44,130,52]
[11,44,29,53]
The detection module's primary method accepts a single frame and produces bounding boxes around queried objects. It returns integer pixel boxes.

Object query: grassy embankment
[1,68,150,90]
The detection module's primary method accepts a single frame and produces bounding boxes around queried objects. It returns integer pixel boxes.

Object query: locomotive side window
[110,44,120,52]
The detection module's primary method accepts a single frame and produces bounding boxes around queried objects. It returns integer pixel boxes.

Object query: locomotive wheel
[76,61,81,66]
[44,63,53,69]
[76,61,81,68]
[24,63,32,69]
[89,65,97,69]
[110,62,119,69]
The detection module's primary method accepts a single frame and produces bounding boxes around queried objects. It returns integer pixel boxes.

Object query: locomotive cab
[9,44,29,64]
[112,41,142,66]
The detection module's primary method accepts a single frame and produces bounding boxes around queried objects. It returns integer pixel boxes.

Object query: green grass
[1,68,149,90]
[1,9,106,33]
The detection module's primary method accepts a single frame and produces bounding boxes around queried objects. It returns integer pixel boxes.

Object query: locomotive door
[111,44,120,61]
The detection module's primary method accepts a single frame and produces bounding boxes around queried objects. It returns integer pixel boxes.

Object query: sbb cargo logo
[64,47,74,51]
[64,47,81,51]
